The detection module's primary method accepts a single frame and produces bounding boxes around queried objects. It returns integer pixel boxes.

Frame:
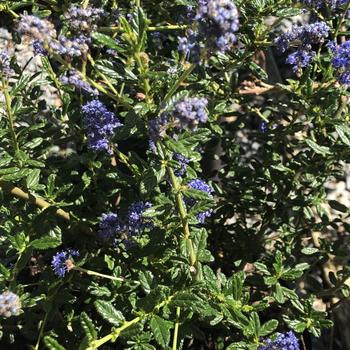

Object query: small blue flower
[17,15,56,42]
[64,6,105,34]
[33,40,47,55]
[173,153,190,177]
[60,70,98,95]
[259,331,300,350]
[173,97,208,128]
[301,0,347,10]
[185,179,213,223]
[259,121,268,133]
[286,49,315,72]
[51,249,79,277]
[127,201,153,235]
[98,213,126,240]
[81,100,122,153]
[0,291,21,318]
[0,50,13,78]
[179,0,239,61]
[331,40,350,85]
[274,22,329,72]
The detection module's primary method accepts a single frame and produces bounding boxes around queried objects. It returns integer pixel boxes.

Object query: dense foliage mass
[1,0,350,349]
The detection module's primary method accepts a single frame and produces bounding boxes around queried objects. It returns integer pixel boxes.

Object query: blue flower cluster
[0,50,13,78]
[98,201,153,245]
[98,213,126,240]
[274,22,329,72]
[173,153,190,177]
[64,6,105,35]
[17,15,56,42]
[148,114,169,141]
[50,35,90,57]
[51,249,79,277]
[148,97,208,141]
[60,70,98,95]
[0,291,21,318]
[127,201,153,234]
[258,331,300,350]
[186,179,213,223]
[259,121,268,133]
[173,97,209,128]
[301,0,347,9]
[81,100,122,153]
[179,0,239,61]
[33,40,47,55]
[331,40,350,85]
[17,7,104,59]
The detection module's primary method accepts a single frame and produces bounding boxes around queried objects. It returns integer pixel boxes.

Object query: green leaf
[43,336,66,350]
[92,32,124,52]
[301,247,319,255]
[138,270,154,294]
[231,272,245,300]
[335,125,350,146]
[149,315,172,348]
[94,300,125,326]
[31,235,61,250]
[259,319,278,336]
[80,312,97,341]
[275,8,303,17]
[305,139,331,156]
[274,282,285,304]
[26,169,41,189]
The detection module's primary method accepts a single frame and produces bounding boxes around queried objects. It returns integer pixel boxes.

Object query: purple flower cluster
[0,50,13,78]
[81,100,122,153]
[127,201,153,234]
[64,6,105,35]
[60,70,98,95]
[301,0,347,9]
[148,97,208,141]
[50,35,90,57]
[173,153,190,177]
[98,201,153,246]
[259,121,268,133]
[331,40,350,85]
[98,213,126,240]
[33,40,47,55]
[17,9,100,58]
[51,249,79,277]
[274,22,329,72]
[185,179,213,223]
[17,15,56,42]
[149,114,169,141]
[179,0,239,61]
[258,331,300,350]
[173,97,209,128]
[0,291,21,318]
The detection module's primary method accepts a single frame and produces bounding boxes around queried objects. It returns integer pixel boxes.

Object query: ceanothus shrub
[0,0,350,349]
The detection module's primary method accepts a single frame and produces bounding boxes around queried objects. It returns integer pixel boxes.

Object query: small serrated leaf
[95,300,125,326]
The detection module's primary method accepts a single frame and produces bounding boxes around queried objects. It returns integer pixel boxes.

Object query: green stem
[165,154,197,268]
[34,312,48,350]
[334,0,350,38]
[88,296,174,349]
[172,307,181,350]
[74,267,124,282]
[148,24,189,31]
[1,76,20,156]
